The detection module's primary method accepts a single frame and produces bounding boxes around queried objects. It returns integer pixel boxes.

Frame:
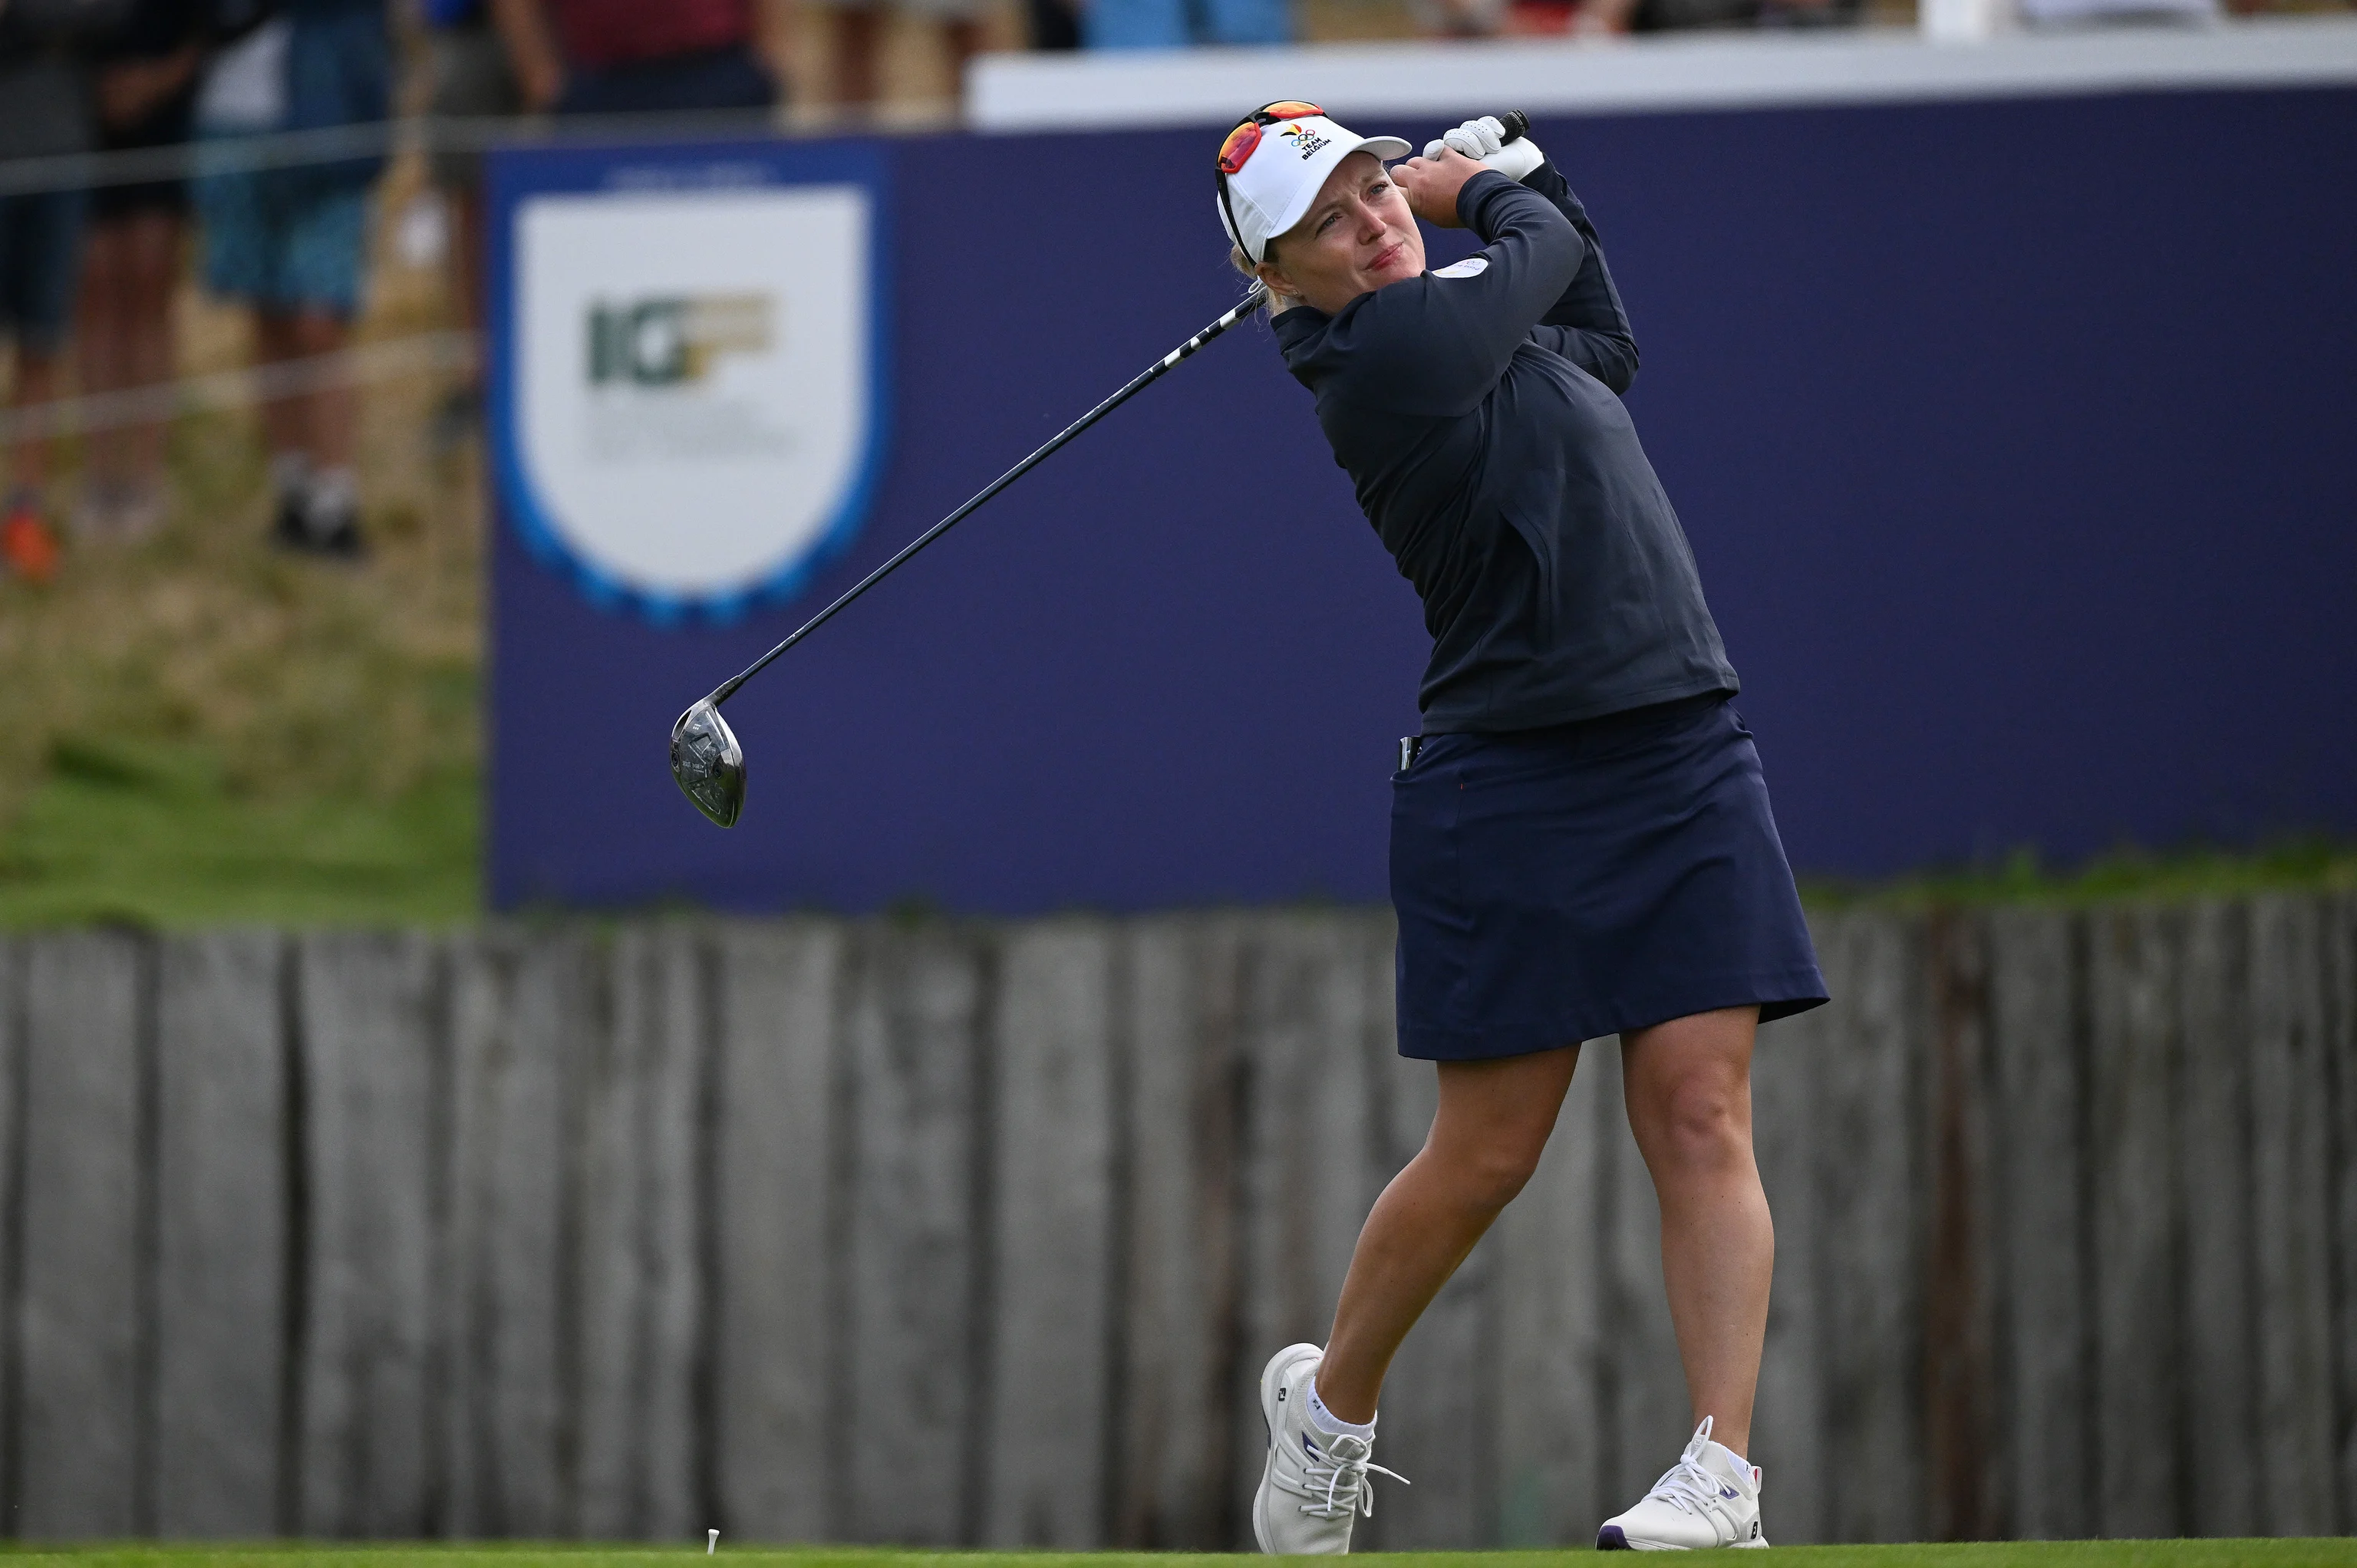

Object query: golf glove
[1423,116,1544,182]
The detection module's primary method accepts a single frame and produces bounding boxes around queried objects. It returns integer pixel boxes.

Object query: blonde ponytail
[1230,239,1279,279]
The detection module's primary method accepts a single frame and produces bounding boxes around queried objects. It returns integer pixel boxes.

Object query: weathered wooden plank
[18,931,148,1537]
[713,921,843,1543]
[1492,1033,1610,1547]
[1924,911,1997,1541]
[2174,901,2258,1537]
[1986,906,2092,1540]
[844,923,988,1544]
[1601,1034,1689,1519]
[443,930,592,1538]
[1363,908,1490,1551]
[2087,905,2181,1537]
[983,920,1119,1547]
[1230,914,1385,1544]
[576,927,707,1541]
[1116,915,1247,1549]
[2247,895,2337,1535]
[1750,917,1831,1546]
[1815,911,1926,1543]
[0,937,17,1527]
[298,931,444,1537]
[18,900,2357,1549]
[2324,893,2357,1537]
[154,932,287,1537]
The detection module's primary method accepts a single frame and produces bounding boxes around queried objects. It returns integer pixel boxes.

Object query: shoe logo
[1751,1522,1761,1539]
[1277,1388,1287,1401]
[1720,1487,1739,1500]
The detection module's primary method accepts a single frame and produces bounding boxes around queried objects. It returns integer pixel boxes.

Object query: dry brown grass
[0,155,481,842]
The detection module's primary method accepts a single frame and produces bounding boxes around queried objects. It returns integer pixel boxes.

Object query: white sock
[1307,1379,1375,1441]
[306,465,358,515]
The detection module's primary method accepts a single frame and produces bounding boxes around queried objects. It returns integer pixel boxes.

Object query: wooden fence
[0,899,2349,1545]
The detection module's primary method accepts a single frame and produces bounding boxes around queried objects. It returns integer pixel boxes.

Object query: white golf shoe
[1597,1417,1767,1550]
[1251,1343,1406,1554]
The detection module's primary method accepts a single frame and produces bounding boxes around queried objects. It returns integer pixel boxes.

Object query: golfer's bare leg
[1621,1005,1771,1460]
[1315,1044,1580,1424]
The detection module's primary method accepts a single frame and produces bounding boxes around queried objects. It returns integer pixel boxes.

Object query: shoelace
[1299,1438,1410,1520]
[1643,1451,1736,1520]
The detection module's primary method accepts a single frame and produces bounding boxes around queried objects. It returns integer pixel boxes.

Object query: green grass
[0,736,476,929]
[5,1547,2357,1568]
[4,728,2352,931]
[0,253,482,932]
[1799,838,2357,912]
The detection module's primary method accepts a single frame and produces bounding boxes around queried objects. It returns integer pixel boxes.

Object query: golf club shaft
[707,282,1271,708]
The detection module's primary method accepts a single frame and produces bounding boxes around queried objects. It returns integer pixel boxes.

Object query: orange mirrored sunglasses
[1217,102,1325,176]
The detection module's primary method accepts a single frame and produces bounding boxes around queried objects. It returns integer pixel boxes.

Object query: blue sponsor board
[486,89,2357,914]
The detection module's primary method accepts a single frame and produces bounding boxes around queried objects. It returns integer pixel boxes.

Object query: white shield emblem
[496,167,883,621]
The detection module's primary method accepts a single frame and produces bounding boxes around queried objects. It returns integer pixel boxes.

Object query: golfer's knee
[1644,1074,1750,1174]
[1433,1132,1546,1213]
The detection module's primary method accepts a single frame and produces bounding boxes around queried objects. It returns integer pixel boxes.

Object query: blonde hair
[1229,240,1277,278]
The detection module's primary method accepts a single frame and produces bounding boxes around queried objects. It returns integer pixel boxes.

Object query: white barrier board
[968,15,2357,130]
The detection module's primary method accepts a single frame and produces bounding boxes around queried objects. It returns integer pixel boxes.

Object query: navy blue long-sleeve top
[1272,163,1739,733]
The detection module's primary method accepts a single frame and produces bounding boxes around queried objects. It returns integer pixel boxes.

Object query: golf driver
[670,282,1271,827]
[669,109,1535,827]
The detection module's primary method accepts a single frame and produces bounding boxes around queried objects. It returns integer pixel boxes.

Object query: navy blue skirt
[1390,693,1827,1061]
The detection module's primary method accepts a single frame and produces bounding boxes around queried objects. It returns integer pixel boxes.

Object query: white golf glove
[1422,115,1544,182]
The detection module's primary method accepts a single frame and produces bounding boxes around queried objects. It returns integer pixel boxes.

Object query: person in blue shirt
[420,0,519,451]
[193,0,391,557]
[1086,0,1291,48]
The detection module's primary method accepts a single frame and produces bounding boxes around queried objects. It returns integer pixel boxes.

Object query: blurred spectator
[193,0,391,558]
[422,0,519,447]
[1411,0,1508,34]
[1027,0,1080,48]
[75,0,209,545]
[799,0,982,108]
[490,0,783,117]
[1083,0,1291,47]
[1453,0,1858,35]
[2016,0,2217,22]
[1748,0,1860,29]
[1,0,127,582]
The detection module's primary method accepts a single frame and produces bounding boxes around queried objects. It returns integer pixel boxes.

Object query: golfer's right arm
[1351,164,1587,417]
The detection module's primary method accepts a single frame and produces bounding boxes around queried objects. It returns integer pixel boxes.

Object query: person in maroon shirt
[492,0,783,115]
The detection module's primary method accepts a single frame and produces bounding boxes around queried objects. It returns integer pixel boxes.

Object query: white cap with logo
[1216,104,1413,265]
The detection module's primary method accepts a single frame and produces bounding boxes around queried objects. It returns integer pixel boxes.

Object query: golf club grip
[705,285,1270,707]
[1497,110,1530,144]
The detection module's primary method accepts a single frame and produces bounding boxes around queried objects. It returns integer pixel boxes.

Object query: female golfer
[1215,106,1827,1553]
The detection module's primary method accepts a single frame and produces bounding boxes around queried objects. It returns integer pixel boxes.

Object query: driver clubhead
[670,699,746,828]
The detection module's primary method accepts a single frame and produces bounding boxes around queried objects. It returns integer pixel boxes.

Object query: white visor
[1215,110,1413,265]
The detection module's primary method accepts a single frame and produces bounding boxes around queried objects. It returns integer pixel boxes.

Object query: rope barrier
[0,108,801,199]
[0,331,476,443]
